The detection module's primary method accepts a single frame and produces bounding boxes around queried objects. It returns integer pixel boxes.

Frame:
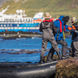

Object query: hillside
[1,0,78,17]
[0,0,8,6]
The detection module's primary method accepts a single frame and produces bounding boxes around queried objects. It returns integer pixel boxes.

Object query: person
[48,16,70,60]
[68,17,78,57]
[39,12,61,63]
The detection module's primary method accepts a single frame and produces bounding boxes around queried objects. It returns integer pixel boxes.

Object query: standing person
[39,12,61,63]
[68,17,78,57]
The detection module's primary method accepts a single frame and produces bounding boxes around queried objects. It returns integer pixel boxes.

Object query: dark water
[0,37,72,63]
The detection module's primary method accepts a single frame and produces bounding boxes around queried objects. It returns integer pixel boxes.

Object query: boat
[0,6,43,33]
[0,61,57,78]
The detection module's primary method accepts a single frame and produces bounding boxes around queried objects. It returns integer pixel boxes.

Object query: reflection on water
[0,37,72,63]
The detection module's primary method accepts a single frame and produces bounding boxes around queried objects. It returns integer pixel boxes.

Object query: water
[0,36,72,63]
[0,37,42,49]
[0,37,51,63]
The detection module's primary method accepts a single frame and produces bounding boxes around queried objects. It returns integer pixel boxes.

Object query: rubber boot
[47,48,54,62]
[56,51,62,60]
[75,51,78,57]
[39,56,44,64]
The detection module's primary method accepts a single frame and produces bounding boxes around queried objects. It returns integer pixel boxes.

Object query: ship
[0,6,44,33]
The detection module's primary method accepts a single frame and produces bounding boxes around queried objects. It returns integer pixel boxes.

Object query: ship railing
[0,21,40,32]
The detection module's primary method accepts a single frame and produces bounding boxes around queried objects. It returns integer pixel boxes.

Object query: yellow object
[63,31,65,40]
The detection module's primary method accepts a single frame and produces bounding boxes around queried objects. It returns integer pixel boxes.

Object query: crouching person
[39,13,61,63]
[48,16,70,60]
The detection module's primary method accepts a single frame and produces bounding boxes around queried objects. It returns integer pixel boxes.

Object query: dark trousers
[41,37,60,60]
[71,41,78,57]
[47,40,69,60]
[57,40,69,56]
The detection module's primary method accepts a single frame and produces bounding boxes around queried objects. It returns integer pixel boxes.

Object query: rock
[55,57,78,78]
